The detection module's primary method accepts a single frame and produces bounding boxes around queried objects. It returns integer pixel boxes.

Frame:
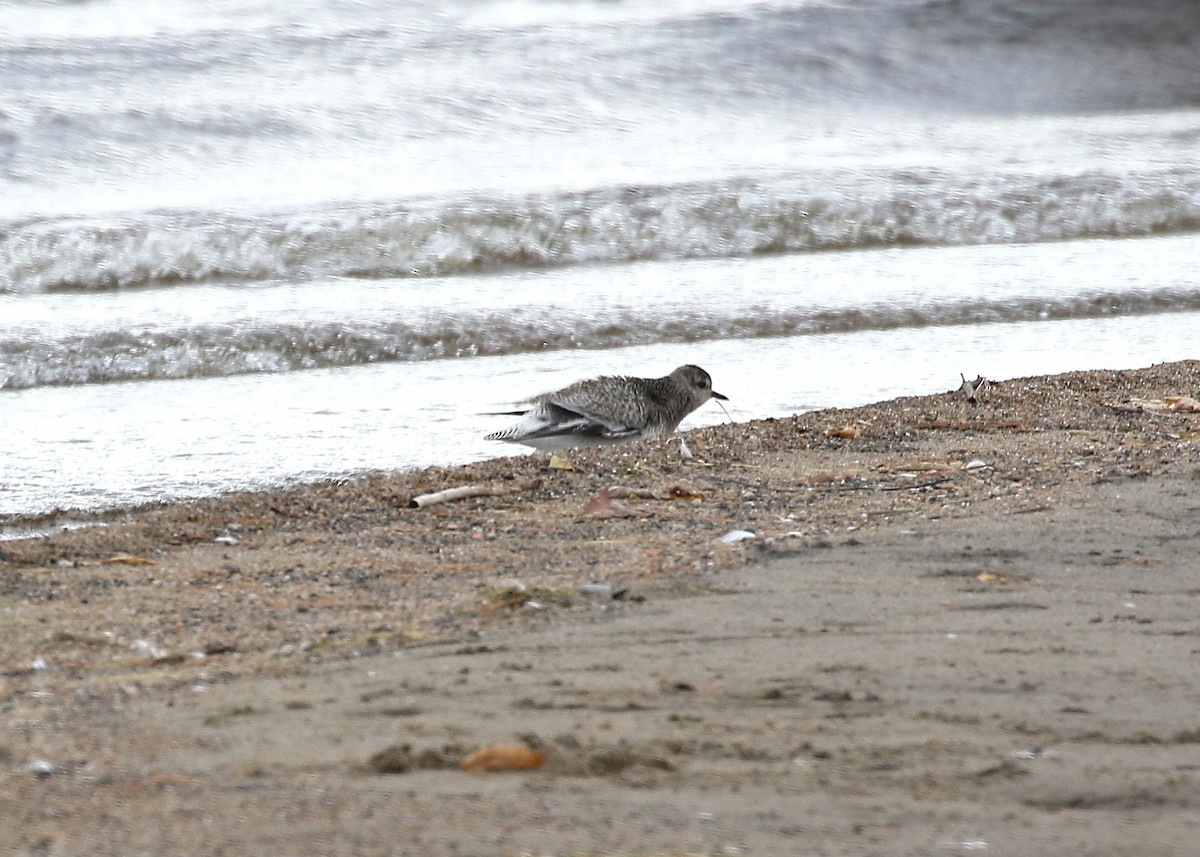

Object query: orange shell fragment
[825,423,862,439]
[1164,395,1200,413]
[103,554,156,565]
[459,744,544,773]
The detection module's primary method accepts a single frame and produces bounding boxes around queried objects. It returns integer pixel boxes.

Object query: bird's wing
[543,381,646,434]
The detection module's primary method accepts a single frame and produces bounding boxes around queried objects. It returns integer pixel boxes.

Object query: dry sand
[3,360,1200,856]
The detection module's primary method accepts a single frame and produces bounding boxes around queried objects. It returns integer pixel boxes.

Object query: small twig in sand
[605,485,704,501]
[408,479,542,509]
[409,485,490,508]
[874,476,954,492]
[835,476,954,492]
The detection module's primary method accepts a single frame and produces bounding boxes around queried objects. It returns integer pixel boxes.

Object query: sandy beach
[3,360,1200,856]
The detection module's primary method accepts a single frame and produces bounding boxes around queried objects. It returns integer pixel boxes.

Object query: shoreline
[6,328,1200,536]
[3,359,1200,855]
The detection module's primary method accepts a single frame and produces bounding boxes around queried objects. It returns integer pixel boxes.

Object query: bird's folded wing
[546,388,643,433]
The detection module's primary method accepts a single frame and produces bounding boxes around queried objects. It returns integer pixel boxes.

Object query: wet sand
[3,360,1200,856]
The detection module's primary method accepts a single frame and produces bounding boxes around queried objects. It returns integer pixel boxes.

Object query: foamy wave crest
[3,168,1199,294]
[5,289,1198,390]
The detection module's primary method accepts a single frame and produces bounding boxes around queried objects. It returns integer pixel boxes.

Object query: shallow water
[4,243,1197,520]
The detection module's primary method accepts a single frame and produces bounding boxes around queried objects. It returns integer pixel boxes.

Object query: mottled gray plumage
[485,364,727,451]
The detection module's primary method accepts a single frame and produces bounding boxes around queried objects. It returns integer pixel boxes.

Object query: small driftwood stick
[408,478,542,509]
[409,485,489,509]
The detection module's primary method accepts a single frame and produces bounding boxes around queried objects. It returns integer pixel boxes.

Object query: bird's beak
[712,390,728,401]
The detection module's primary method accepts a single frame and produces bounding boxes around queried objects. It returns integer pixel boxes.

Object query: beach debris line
[408,478,543,509]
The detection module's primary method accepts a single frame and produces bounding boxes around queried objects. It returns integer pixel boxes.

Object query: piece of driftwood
[408,478,542,509]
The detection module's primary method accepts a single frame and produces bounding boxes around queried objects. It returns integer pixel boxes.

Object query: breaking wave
[5,288,1198,390]
[4,168,1199,294]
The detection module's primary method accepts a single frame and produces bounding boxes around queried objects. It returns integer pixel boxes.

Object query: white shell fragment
[132,639,167,660]
[577,583,613,596]
[23,758,56,777]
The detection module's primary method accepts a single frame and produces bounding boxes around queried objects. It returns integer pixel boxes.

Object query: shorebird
[485,364,727,451]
